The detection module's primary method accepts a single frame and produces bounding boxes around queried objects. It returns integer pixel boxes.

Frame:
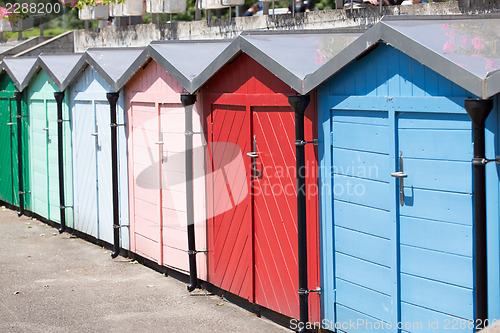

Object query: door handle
[391,156,407,206]
[246,152,259,158]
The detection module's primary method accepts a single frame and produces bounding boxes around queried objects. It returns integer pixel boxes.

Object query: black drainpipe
[181,94,199,292]
[54,92,66,233]
[464,98,494,330]
[14,91,25,217]
[288,94,310,333]
[107,92,121,259]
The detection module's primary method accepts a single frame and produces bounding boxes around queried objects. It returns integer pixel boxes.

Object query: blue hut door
[328,97,473,332]
[73,99,113,244]
[73,101,98,236]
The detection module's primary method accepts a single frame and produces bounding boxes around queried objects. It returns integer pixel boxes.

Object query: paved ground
[0,208,289,333]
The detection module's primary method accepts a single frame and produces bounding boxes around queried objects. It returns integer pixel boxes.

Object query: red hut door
[206,93,318,320]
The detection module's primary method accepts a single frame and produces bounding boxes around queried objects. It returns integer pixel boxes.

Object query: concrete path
[0,208,289,333]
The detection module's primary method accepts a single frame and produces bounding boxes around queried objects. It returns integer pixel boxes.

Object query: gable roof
[2,56,39,91]
[305,15,500,98]
[84,47,148,92]
[143,39,233,93]
[192,29,363,95]
[38,53,86,91]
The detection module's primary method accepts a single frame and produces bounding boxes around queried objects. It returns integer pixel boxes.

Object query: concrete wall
[14,31,74,57]
[74,1,500,52]
[0,36,50,60]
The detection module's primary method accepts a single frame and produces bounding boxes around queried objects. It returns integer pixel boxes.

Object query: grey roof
[2,56,39,91]
[146,39,233,93]
[184,29,363,95]
[38,53,86,91]
[305,15,500,98]
[84,47,148,92]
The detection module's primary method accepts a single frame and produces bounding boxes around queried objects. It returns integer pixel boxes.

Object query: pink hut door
[127,62,207,279]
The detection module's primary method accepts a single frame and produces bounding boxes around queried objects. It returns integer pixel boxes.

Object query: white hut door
[96,101,113,244]
[73,101,98,238]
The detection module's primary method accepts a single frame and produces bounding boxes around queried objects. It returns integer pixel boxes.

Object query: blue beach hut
[68,47,146,256]
[311,15,500,332]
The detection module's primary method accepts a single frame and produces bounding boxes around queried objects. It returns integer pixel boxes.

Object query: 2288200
[5,2,62,14]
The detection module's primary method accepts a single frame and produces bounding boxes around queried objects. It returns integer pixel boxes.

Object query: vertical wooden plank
[117,92,130,250]
[62,93,74,229]
[318,83,335,324]
[389,106,399,332]
[486,95,500,320]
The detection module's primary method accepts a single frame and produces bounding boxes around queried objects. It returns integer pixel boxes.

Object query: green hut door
[0,74,29,208]
[28,71,73,224]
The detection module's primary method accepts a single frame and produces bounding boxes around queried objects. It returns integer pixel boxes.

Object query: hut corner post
[54,91,66,233]
[14,91,25,217]
[181,94,199,292]
[464,98,494,331]
[107,92,121,259]
[288,94,311,333]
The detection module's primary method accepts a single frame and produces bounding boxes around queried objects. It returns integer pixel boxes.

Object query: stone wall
[15,31,74,57]
[74,0,499,52]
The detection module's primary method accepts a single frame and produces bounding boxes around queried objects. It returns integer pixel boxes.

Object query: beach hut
[2,57,43,217]
[312,15,500,331]
[124,40,231,286]
[35,53,85,232]
[69,47,146,256]
[17,55,79,229]
[193,30,361,324]
[0,62,28,211]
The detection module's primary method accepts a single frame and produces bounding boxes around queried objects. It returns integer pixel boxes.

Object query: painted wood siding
[0,74,18,206]
[27,70,73,227]
[318,44,493,332]
[126,60,207,279]
[70,66,129,249]
[203,54,320,322]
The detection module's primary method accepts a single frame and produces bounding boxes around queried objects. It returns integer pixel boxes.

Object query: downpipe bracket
[298,287,321,296]
[473,157,500,166]
[57,119,71,123]
[294,139,318,146]
[110,123,126,127]
[188,249,208,255]
[60,205,73,209]
[113,224,129,229]
[184,130,204,136]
